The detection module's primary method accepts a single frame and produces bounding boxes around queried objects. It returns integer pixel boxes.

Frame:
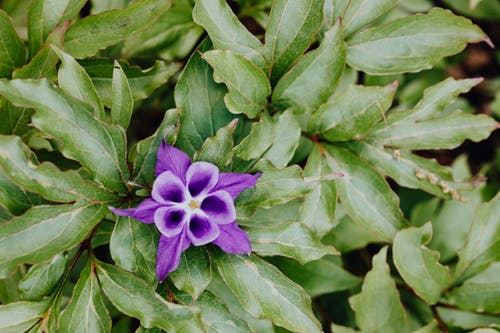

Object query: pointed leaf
[234,116,275,160]
[111,61,134,129]
[18,254,66,301]
[0,10,26,78]
[341,0,399,37]
[170,246,211,300]
[194,119,236,169]
[262,110,301,168]
[0,301,48,333]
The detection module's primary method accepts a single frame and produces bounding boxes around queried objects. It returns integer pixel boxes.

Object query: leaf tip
[484,37,495,48]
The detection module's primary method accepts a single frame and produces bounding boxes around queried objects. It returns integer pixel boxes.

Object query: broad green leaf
[393,222,452,304]
[247,222,338,264]
[214,253,322,333]
[346,8,489,75]
[272,23,345,114]
[330,324,360,333]
[322,144,406,242]
[90,0,131,14]
[299,145,337,238]
[411,321,440,333]
[0,167,42,215]
[0,266,23,303]
[455,192,500,282]
[309,83,397,142]
[52,46,105,119]
[110,61,134,129]
[194,119,236,169]
[233,116,275,160]
[443,0,500,20]
[64,0,174,58]
[196,291,252,333]
[0,98,32,135]
[192,0,264,67]
[262,110,301,168]
[0,10,25,78]
[264,0,324,83]
[170,247,211,300]
[0,202,107,268]
[447,262,500,314]
[270,256,361,297]
[0,79,130,192]
[82,59,181,107]
[91,219,114,248]
[0,300,48,333]
[349,247,410,333]
[18,254,66,301]
[341,0,399,37]
[437,307,500,330]
[175,39,236,156]
[60,261,111,333]
[203,50,271,119]
[0,135,115,203]
[110,216,158,286]
[1,1,31,41]
[235,161,317,219]
[96,261,204,332]
[239,200,302,228]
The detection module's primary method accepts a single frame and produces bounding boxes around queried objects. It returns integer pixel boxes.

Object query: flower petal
[109,198,160,224]
[155,141,191,180]
[212,222,251,254]
[187,214,220,246]
[186,162,219,197]
[213,172,261,200]
[154,206,188,237]
[200,190,236,225]
[151,171,186,204]
[156,232,190,282]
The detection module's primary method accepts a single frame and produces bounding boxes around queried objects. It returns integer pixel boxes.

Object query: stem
[431,305,449,333]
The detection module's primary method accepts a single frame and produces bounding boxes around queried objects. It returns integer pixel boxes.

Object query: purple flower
[110,142,260,281]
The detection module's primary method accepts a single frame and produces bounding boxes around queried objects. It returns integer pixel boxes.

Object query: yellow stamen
[189,200,200,209]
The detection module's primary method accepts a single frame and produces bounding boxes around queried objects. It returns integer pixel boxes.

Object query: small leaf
[262,110,301,168]
[264,0,324,83]
[272,22,346,114]
[0,300,48,333]
[64,0,174,58]
[110,61,134,129]
[233,116,275,160]
[214,253,322,333]
[203,50,271,119]
[170,246,211,300]
[18,254,66,301]
[349,247,410,333]
[0,10,26,78]
[96,261,204,332]
[60,261,111,333]
[194,119,236,169]
[393,222,452,304]
[346,8,489,75]
[341,0,399,37]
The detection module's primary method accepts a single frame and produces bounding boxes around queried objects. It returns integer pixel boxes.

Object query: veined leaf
[0,79,130,192]
[60,261,111,333]
[170,246,211,300]
[233,116,275,161]
[110,61,134,129]
[214,253,322,333]
[262,110,301,168]
[203,50,271,119]
[194,119,236,169]
[0,10,26,78]
[64,0,174,58]
[0,98,32,136]
[341,0,399,37]
[0,300,48,333]
[347,8,489,75]
[0,167,42,215]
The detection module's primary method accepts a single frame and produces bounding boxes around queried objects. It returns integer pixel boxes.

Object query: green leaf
[235,161,317,219]
[18,254,66,301]
[233,116,274,161]
[393,222,452,304]
[0,202,107,268]
[60,261,111,333]
[0,10,26,78]
[0,98,33,135]
[346,8,489,75]
[272,22,345,114]
[447,262,500,314]
[214,253,322,333]
[110,216,158,286]
[194,119,236,169]
[0,79,130,193]
[174,39,236,156]
[96,261,204,332]
[330,323,360,333]
[309,83,397,142]
[196,291,252,333]
[0,300,48,333]
[64,0,174,58]
[262,110,301,168]
[299,145,337,238]
[270,256,361,297]
[454,192,500,282]
[322,144,406,242]
[192,0,264,67]
[411,321,440,333]
[437,307,500,330]
[27,0,86,56]
[349,247,410,333]
[0,135,115,203]
[0,166,42,215]
[110,61,134,129]
[247,222,338,264]
[0,266,23,303]
[203,50,271,119]
[264,0,324,83]
[82,59,181,108]
[341,0,399,37]
[170,246,211,300]
[52,46,105,119]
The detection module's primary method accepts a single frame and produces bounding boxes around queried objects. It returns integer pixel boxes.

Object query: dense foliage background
[0,0,499,332]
